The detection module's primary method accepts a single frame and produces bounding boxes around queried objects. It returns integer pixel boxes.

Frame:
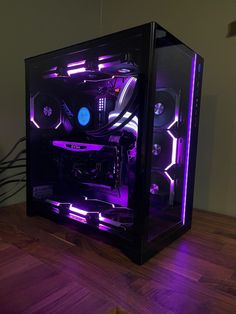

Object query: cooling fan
[152,131,172,169]
[154,90,176,128]
[30,92,61,129]
[100,207,134,227]
[150,172,170,206]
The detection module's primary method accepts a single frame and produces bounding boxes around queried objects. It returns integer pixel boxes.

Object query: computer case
[25,22,203,264]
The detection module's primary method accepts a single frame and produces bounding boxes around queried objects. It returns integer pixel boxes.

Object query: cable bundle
[0,137,26,205]
[87,76,139,137]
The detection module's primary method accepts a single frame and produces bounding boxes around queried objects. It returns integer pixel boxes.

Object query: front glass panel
[148,29,196,240]
[28,32,145,240]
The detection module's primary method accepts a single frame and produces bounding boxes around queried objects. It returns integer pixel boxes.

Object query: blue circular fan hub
[77,107,90,126]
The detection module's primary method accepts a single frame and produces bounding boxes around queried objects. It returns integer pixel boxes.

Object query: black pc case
[25,22,203,264]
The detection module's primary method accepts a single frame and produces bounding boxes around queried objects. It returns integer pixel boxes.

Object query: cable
[0,185,26,204]
[89,85,137,135]
[0,137,25,163]
[91,108,138,137]
[87,77,139,135]
[0,150,26,174]
[0,171,26,184]
[0,149,25,168]
[0,179,26,189]
[0,165,26,172]
[0,175,26,198]
[0,158,26,165]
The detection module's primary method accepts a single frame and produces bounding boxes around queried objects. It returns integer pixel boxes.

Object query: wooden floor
[0,204,236,314]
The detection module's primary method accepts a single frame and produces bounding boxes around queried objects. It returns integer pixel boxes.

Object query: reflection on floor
[0,203,236,314]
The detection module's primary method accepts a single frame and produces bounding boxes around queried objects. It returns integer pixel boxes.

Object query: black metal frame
[25,22,204,264]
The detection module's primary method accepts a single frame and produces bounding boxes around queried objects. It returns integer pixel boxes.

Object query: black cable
[0,158,26,165]
[0,175,26,198]
[0,165,26,171]
[0,150,26,174]
[0,137,25,163]
[0,179,26,189]
[87,77,139,135]
[0,172,26,184]
[0,185,26,204]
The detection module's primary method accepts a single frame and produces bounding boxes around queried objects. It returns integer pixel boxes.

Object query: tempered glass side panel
[148,29,196,241]
[27,29,146,241]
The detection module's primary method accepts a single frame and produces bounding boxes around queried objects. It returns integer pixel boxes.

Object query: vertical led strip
[30,96,40,128]
[182,54,197,225]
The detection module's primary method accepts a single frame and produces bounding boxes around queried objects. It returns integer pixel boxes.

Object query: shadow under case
[25,22,203,264]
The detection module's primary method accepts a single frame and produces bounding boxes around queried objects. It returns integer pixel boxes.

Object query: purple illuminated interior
[29,50,140,232]
[29,40,197,239]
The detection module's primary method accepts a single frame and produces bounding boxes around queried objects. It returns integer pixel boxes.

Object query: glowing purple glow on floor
[182,54,197,225]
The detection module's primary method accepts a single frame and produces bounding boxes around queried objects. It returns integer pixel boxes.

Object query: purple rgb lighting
[182,54,197,225]
[165,116,178,172]
[30,96,40,128]
[30,117,40,128]
[67,60,85,68]
[52,141,104,152]
[98,55,112,61]
[98,64,105,71]
[98,213,123,227]
[69,205,89,216]
[54,121,62,129]
[44,73,59,78]
[67,67,86,76]
[164,113,179,202]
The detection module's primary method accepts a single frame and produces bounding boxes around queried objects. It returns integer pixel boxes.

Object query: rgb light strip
[182,54,197,225]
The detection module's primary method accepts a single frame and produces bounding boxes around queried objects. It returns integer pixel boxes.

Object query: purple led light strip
[46,56,115,78]
[165,115,179,172]
[182,53,197,225]
[67,67,86,75]
[67,60,85,68]
[69,205,89,216]
[164,112,179,200]
[98,55,112,61]
[30,96,40,128]
[45,198,130,229]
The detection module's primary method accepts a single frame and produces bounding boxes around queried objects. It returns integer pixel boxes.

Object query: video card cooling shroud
[25,22,203,264]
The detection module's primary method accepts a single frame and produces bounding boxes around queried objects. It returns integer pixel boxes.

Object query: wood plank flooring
[0,203,235,314]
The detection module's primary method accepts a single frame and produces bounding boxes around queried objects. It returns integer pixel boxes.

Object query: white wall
[0,0,101,205]
[1,0,236,217]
